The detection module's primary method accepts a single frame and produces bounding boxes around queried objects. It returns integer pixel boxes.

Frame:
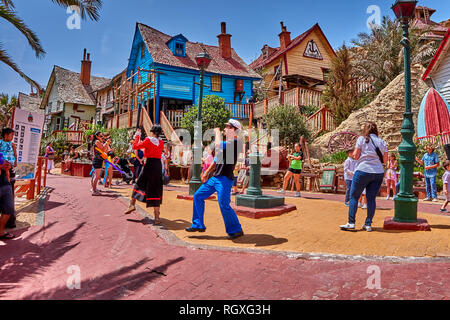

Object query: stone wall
[310,64,429,159]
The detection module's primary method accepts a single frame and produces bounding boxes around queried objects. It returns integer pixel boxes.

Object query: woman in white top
[340,122,388,232]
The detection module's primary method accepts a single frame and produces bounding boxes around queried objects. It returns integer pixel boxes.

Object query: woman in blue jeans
[340,122,388,232]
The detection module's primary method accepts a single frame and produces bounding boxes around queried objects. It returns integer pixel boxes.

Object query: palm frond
[0,0,14,9]
[0,5,45,58]
[50,0,102,21]
[0,42,42,91]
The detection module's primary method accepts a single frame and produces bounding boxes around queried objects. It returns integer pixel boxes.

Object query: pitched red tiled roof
[137,23,260,79]
[412,18,448,33]
[423,29,450,81]
[249,23,335,70]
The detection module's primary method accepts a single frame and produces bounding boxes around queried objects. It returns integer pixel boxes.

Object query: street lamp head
[195,49,212,70]
[392,0,418,21]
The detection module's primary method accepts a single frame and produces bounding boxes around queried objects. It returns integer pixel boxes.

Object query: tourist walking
[0,160,15,240]
[45,142,55,174]
[343,148,356,206]
[186,119,244,240]
[0,128,17,229]
[415,144,440,202]
[440,160,450,213]
[278,143,303,197]
[340,122,388,232]
[385,153,398,200]
[91,132,108,196]
[124,125,164,225]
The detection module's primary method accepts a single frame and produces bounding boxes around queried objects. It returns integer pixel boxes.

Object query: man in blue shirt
[416,144,440,202]
[186,119,244,240]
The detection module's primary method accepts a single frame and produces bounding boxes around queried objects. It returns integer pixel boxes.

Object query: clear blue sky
[1,0,449,96]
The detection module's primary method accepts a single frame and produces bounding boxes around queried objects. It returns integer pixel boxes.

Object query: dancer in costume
[124,125,164,225]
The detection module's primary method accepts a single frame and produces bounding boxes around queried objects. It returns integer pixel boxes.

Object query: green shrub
[263,105,311,147]
[321,151,348,164]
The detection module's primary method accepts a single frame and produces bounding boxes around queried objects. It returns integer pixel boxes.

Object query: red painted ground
[0,174,449,300]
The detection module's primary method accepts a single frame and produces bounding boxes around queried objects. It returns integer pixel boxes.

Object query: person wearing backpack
[340,122,388,232]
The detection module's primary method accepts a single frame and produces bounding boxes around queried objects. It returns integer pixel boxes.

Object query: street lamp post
[189,50,212,195]
[392,0,419,223]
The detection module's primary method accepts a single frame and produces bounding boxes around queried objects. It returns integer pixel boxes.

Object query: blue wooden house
[121,22,261,127]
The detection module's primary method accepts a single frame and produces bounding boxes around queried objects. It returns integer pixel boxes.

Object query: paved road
[1,174,449,300]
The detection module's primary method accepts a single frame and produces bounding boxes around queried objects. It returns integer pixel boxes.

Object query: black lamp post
[189,50,212,195]
[391,0,419,223]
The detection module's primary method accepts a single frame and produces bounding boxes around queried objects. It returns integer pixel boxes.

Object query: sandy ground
[115,185,450,258]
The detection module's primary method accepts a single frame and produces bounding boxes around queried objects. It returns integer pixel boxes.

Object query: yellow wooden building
[250,22,336,99]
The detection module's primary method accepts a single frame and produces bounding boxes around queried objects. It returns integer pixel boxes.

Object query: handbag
[369,137,384,164]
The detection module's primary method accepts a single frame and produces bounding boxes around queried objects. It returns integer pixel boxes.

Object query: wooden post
[321,107,327,133]
[248,103,253,142]
[36,157,42,195]
[27,179,35,200]
[43,158,48,187]
[296,87,301,111]
[264,99,268,115]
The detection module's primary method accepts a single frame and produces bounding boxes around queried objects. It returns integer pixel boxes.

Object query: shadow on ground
[20,257,185,300]
[0,221,83,298]
[188,233,288,247]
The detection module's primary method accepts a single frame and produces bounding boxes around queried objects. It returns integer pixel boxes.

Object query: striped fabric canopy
[417,88,450,139]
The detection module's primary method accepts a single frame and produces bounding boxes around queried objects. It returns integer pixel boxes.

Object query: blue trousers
[191,176,242,235]
[345,180,352,204]
[425,176,437,199]
[348,171,384,226]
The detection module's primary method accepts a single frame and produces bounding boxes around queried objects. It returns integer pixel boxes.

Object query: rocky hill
[310,64,429,159]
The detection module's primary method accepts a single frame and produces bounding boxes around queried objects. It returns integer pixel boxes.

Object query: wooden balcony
[52,130,85,144]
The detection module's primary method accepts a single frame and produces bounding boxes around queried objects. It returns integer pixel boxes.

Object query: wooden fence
[15,156,47,201]
[225,103,250,119]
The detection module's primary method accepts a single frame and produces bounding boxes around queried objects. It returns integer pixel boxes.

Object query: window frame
[211,75,222,92]
[174,41,185,57]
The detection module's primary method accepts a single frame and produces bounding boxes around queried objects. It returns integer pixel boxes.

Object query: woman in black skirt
[124,125,164,225]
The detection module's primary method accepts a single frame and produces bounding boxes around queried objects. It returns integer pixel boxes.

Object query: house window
[211,75,221,92]
[175,42,184,56]
[141,43,145,59]
[274,65,281,80]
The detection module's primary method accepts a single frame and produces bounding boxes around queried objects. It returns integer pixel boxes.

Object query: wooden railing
[160,111,182,146]
[307,106,336,137]
[52,130,84,144]
[298,87,322,107]
[283,88,298,106]
[417,132,450,146]
[15,156,46,200]
[253,101,265,119]
[166,110,185,128]
[225,103,250,119]
[267,96,279,110]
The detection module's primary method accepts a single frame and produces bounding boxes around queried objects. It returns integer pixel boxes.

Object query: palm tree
[322,44,361,126]
[0,0,102,92]
[351,16,439,95]
[0,93,17,127]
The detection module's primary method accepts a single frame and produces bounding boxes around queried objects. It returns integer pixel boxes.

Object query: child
[441,160,450,213]
[0,128,17,182]
[416,144,440,202]
[278,143,303,197]
[385,153,398,200]
[343,148,356,206]
[239,148,251,195]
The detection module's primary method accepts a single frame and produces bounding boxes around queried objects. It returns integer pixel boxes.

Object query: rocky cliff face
[310,64,429,159]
